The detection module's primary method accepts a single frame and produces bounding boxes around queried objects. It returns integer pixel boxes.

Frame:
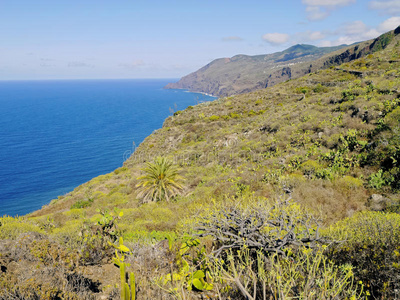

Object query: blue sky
[0,0,399,80]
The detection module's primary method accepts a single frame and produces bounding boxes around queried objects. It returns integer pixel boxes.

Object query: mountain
[1,27,400,299]
[165,29,398,97]
[164,44,347,96]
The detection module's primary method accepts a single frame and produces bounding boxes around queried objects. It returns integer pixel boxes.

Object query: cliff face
[166,30,397,97]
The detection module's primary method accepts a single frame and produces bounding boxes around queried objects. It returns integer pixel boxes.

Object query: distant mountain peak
[284,44,318,53]
[165,28,398,97]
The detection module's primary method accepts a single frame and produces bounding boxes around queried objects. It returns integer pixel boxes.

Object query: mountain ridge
[164,43,348,96]
[165,31,395,97]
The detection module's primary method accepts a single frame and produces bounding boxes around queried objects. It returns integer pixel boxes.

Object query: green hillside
[166,30,398,97]
[165,43,347,97]
[1,27,400,299]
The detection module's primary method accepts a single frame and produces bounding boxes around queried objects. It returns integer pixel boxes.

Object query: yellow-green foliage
[385,106,400,128]
[208,115,220,121]
[212,246,362,300]
[325,211,400,298]
[136,157,184,203]
[110,237,136,300]
[337,176,364,189]
[65,208,85,219]
[51,219,85,249]
[0,216,43,239]
[301,160,324,178]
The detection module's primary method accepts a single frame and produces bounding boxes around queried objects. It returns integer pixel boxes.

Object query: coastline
[0,79,217,217]
[183,90,217,98]
[164,85,217,98]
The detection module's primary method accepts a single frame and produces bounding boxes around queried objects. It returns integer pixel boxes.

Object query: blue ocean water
[0,79,216,217]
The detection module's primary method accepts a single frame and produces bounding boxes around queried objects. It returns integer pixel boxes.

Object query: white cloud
[377,16,400,31]
[369,0,400,15]
[303,0,356,21]
[262,33,290,45]
[306,6,330,20]
[309,31,326,40]
[319,40,333,47]
[340,19,398,39]
[320,17,398,47]
[341,20,369,35]
[294,30,326,43]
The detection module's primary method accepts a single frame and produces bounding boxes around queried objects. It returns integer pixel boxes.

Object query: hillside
[1,27,400,299]
[165,44,346,97]
[165,30,397,97]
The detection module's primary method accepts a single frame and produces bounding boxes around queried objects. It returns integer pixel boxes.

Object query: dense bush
[179,197,364,299]
[325,211,400,299]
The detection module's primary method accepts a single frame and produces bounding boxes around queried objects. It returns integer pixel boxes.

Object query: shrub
[71,199,93,209]
[385,107,400,129]
[192,197,361,299]
[368,169,386,189]
[325,211,400,299]
[136,157,184,202]
[295,86,309,94]
[173,110,182,116]
[338,176,364,189]
[0,216,43,239]
[208,115,220,121]
[195,196,322,257]
[211,246,362,300]
[301,160,323,179]
[313,83,328,93]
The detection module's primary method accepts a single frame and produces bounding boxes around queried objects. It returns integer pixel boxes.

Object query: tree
[136,157,184,202]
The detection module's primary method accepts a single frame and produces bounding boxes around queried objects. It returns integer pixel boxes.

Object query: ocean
[0,79,216,217]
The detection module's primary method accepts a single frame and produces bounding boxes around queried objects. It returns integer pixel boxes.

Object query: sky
[0,0,399,80]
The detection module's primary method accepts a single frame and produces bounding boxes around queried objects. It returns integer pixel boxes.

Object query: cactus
[110,237,136,300]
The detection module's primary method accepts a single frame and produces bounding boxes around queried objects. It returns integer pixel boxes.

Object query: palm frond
[136,157,184,202]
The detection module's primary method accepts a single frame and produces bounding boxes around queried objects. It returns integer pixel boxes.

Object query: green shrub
[338,175,364,189]
[325,211,400,299]
[301,160,323,178]
[114,167,128,175]
[136,157,184,203]
[368,169,386,189]
[211,246,362,300]
[313,83,328,93]
[0,216,43,239]
[71,199,93,209]
[208,115,220,121]
[173,110,182,116]
[295,86,309,94]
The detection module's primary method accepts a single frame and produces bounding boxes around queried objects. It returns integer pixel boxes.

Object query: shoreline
[165,86,217,98]
[3,82,217,218]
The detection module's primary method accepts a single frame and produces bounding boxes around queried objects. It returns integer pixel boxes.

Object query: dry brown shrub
[292,179,366,223]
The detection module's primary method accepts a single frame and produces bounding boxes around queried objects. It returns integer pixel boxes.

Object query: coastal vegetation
[1,27,400,299]
[136,157,184,203]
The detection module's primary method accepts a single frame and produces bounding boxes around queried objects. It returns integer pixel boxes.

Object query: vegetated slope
[165,29,398,97]
[165,44,346,97]
[1,27,400,299]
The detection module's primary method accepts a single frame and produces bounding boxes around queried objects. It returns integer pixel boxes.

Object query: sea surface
[0,79,216,216]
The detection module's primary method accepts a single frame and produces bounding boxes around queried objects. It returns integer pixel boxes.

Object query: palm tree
[136,157,184,202]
